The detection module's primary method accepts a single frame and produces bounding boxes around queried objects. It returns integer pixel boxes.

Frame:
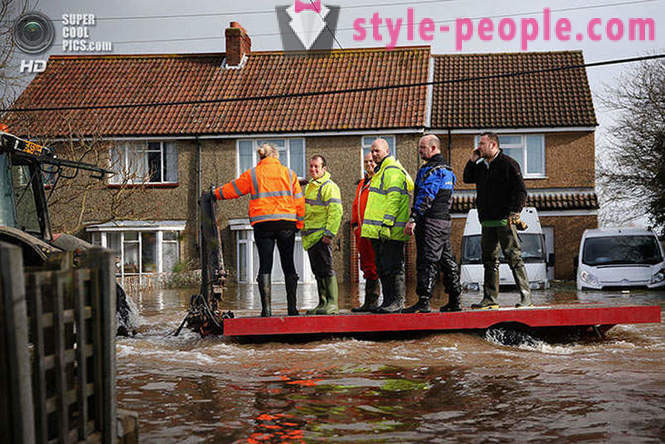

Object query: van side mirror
[547,253,555,267]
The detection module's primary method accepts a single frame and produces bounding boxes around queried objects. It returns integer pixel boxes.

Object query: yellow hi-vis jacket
[303,171,342,250]
[360,156,414,242]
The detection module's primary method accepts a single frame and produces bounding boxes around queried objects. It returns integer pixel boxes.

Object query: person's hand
[470,147,481,162]
[321,235,332,245]
[404,221,415,236]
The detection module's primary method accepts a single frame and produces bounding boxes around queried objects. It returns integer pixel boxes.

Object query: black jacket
[463,150,527,222]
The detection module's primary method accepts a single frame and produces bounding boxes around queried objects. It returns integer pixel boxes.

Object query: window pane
[279,149,287,166]
[289,139,305,177]
[238,140,253,173]
[123,241,139,274]
[499,135,522,146]
[91,232,101,246]
[107,232,121,254]
[362,136,395,157]
[526,135,544,175]
[124,231,138,241]
[164,143,178,182]
[163,231,178,241]
[128,146,148,182]
[238,242,248,282]
[141,232,157,273]
[257,139,285,149]
[109,146,123,184]
[163,242,178,272]
[503,148,524,172]
[148,150,161,182]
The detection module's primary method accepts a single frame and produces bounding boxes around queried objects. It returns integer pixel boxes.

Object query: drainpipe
[196,136,202,251]
[447,128,452,165]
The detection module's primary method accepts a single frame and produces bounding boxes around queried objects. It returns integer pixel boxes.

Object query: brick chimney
[225,22,251,67]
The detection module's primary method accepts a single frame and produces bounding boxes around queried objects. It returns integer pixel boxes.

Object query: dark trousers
[370,238,405,278]
[307,239,334,278]
[481,224,531,301]
[254,228,297,276]
[415,217,462,298]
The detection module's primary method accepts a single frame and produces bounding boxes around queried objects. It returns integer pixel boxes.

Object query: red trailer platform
[222,304,661,338]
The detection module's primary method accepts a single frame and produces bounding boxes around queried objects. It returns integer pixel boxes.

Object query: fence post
[0,242,35,444]
[87,248,117,444]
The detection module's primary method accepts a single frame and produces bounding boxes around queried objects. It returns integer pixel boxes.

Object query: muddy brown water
[117,283,665,443]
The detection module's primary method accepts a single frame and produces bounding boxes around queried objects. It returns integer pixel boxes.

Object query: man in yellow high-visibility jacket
[303,154,343,314]
[361,138,414,313]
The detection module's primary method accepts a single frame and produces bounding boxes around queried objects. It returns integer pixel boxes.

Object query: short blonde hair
[257,143,279,159]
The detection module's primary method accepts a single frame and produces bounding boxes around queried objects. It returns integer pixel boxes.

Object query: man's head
[477,132,500,159]
[370,138,391,164]
[309,154,327,180]
[363,152,376,177]
[418,134,441,160]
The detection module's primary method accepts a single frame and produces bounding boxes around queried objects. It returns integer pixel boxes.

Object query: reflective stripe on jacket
[214,157,305,229]
[360,156,414,241]
[302,171,342,250]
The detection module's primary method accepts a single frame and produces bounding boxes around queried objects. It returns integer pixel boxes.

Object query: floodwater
[117,283,665,443]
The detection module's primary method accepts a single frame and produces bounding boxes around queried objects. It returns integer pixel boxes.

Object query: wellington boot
[307,277,327,315]
[377,273,405,314]
[316,275,339,314]
[471,297,499,310]
[352,279,381,312]
[371,275,393,313]
[440,292,462,312]
[402,297,431,313]
[257,274,271,317]
[285,273,299,316]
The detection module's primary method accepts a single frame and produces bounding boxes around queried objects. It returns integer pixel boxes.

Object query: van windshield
[582,235,663,266]
[461,234,545,264]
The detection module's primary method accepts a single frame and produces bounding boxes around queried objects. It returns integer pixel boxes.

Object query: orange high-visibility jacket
[351,176,371,229]
[214,157,305,229]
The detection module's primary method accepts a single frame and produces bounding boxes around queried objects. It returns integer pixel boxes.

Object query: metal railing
[1,243,118,443]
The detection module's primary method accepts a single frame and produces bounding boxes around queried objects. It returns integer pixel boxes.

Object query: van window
[582,235,663,266]
[461,234,545,264]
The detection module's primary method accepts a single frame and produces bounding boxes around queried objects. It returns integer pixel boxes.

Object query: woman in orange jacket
[214,144,305,317]
[350,153,381,312]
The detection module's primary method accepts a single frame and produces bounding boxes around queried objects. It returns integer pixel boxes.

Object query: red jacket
[351,176,371,230]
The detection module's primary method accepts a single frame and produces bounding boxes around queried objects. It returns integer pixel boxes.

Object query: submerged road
[117,283,665,442]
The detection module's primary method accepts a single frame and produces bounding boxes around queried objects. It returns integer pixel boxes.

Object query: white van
[460,207,552,291]
[576,227,665,290]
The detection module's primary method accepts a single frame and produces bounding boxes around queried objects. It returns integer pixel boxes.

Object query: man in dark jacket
[463,132,533,309]
[404,134,463,313]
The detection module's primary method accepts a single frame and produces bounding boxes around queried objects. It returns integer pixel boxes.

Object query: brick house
[6,23,597,284]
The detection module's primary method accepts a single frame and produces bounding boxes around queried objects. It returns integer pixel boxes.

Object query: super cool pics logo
[276,0,340,53]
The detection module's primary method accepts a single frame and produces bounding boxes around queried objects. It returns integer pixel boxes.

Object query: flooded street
[117,284,665,442]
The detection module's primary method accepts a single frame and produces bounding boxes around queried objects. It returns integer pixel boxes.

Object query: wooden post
[0,242,35,444]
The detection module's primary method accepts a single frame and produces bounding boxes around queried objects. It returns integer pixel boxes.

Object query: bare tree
[0,0,30,108]
[598,58,665,235]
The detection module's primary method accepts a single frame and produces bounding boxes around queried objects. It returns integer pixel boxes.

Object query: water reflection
[117,285,665,442]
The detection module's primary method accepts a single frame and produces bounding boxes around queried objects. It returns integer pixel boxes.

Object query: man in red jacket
[351,153,381,312]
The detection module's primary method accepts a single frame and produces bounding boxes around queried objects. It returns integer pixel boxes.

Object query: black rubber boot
[257,274,271,317]
[402,297,431,313]
[440,292,462,312]
[352,279,381,312]
[285,273,299,316]
[512,265,534,307]
[377,273,405,314]
[371,275,393,313]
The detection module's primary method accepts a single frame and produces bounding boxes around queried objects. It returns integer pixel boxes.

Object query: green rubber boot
[307,277,327,315]
[316,275,339,314]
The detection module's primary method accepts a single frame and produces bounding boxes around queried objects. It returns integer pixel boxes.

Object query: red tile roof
[5,47,430,137]
[431,51,597,129]
[452,190,598,213]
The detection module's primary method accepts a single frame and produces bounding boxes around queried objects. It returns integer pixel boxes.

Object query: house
[5,23,597,284]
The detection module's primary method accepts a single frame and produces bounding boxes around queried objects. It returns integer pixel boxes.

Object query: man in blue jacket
[404,134,463,313]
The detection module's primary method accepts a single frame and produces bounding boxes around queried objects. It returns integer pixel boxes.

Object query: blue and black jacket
[411,154,456,220]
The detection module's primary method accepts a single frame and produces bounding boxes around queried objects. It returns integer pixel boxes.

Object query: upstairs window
[361,135,396,176]
[237,139,306,178]
[475,134,545,178]
[109,141,178,185]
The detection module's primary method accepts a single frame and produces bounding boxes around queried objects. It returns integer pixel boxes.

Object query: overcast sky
[6,0,665,224]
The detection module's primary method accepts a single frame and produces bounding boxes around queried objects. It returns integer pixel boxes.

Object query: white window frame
[474,134,545,178]
[235,138,306,179]
[360,135,396,176]
[88,224,184,279]
[109,141,178,185]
